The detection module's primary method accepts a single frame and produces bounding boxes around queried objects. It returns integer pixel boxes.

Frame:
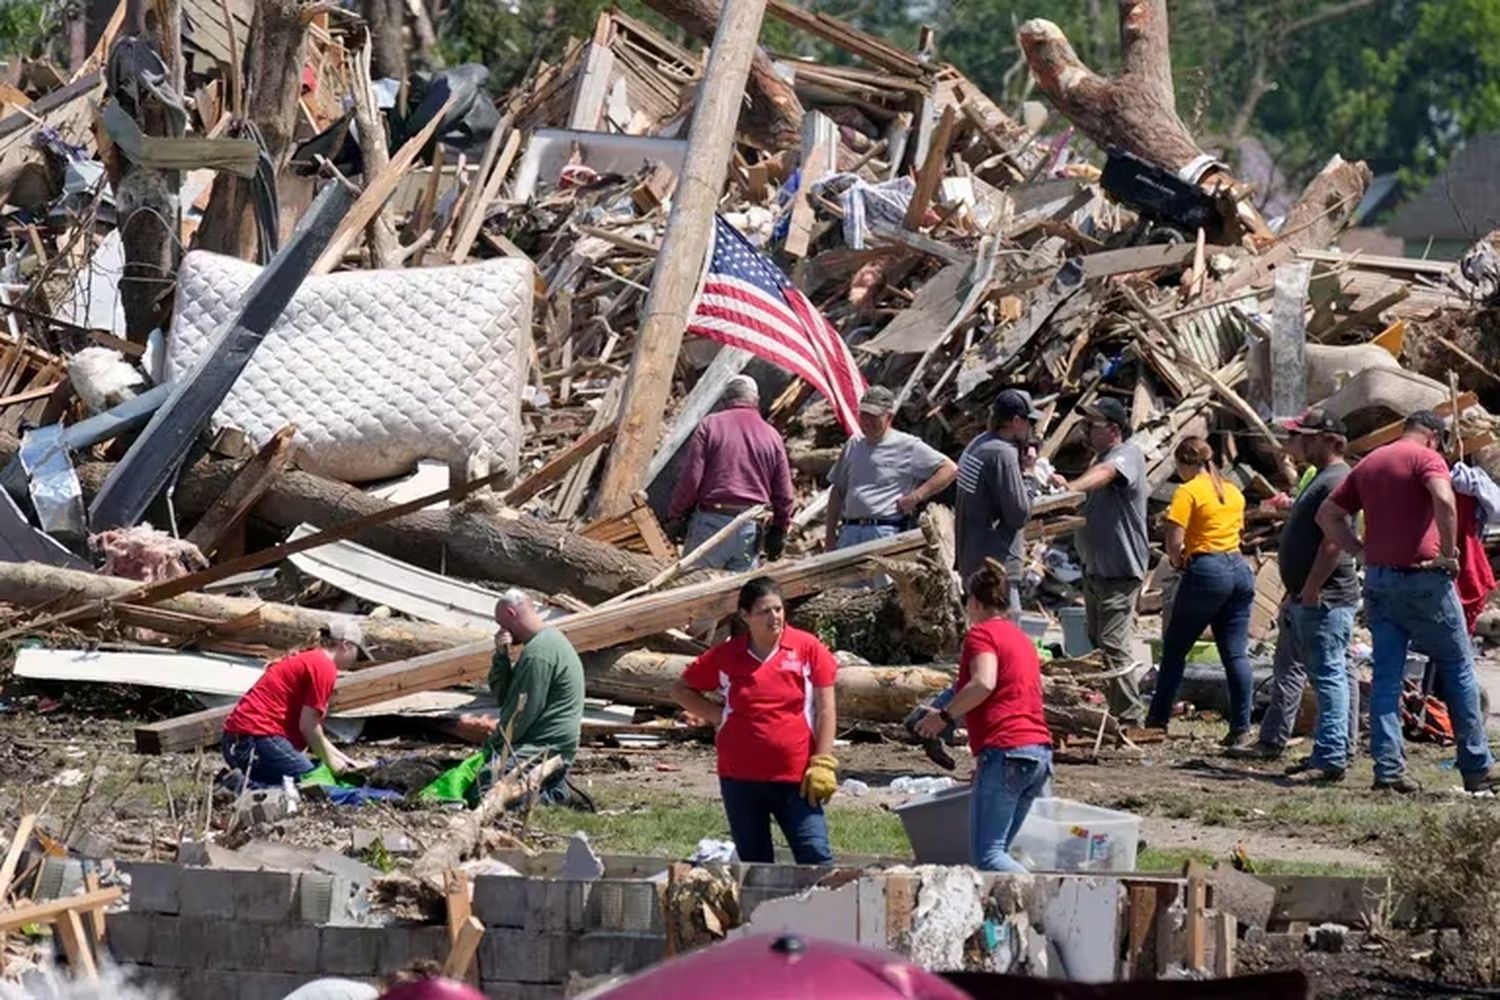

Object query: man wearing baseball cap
[1054,397,1148,726]
[825,386,956,554]
[954,388,1041,611]
[1266,409,1362,782]
[222,620,367,785]
[1317,410,1499,793]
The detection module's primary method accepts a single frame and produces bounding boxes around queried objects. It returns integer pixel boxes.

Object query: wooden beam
[0,814,35,900]
[184,424,299,557]
[764,0,925,78]
[56,907,98,981]
[505,423,617,508]
[134,527,928,752]
[593,0,770,519]
[0,887,123,932]
[903,104,957,230]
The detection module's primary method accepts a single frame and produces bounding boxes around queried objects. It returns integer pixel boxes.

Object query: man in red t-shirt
[671,577,838,864]
[222,621,367,786]
[1317,411,1498,795]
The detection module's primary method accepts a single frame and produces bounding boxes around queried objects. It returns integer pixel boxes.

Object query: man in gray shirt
[955,388,1041,612]
[1057,398,1149,725]
[826,385,957,550]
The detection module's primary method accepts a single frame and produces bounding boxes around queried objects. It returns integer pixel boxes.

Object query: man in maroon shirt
[1316,410,1498,794]
[668,375,795,571]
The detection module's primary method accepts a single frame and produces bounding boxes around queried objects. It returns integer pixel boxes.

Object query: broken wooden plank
[0,814,36,901]
[903,105,957,230]
[184,424,298,557]
[0,887,123,932]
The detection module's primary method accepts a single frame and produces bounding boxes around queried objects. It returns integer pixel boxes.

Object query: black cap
[1280,408,1348,438]
[991,388,1044,422]
[1081,398,1130,436]
[1406,410,1447,435]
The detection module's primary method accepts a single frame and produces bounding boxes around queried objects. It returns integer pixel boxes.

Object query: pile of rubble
[0,0,1494,781]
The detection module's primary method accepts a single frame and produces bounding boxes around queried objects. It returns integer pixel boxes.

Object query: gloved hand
[800,753,839,806]
[666,516,689,545]
[764,524,787,561]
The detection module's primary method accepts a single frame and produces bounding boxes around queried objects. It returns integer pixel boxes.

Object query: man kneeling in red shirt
[671,577,839,864]
[222,621,367,786]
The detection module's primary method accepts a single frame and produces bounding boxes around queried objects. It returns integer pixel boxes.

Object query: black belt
[697,501,760,515]
[845,516,909,527]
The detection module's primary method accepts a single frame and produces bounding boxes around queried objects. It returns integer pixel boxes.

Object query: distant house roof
[181,0,252,70]
[1389,132,1500,240]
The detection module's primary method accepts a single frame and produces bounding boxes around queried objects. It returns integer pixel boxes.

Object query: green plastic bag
[419,750,488,804]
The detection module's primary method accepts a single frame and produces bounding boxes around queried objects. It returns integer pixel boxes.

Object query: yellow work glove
[801,754,839,807]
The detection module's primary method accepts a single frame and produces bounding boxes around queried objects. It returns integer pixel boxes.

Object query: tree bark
[642,0,804,150]
[581,648,952,721]
[63,455,669,604]
[1278,154,1372,253]
[350,29,401,269]
[364,0,408,83]
[1017,1,1206,177]
[0,560,486,660]
[197,0,309,260]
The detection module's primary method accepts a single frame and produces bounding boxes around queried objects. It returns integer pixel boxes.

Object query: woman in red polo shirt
[670,576,839,864]
[917,563,1052,871]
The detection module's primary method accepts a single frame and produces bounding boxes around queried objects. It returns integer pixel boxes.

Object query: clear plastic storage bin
[894,790,1140,872]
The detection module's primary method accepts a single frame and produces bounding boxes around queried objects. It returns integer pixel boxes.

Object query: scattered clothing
[1364,566,1493,783]
[828,429,948,521]
[224,648,337,751]
[1452,461,1500,524]
[1328,439,1448,567]
[668,400,794,534]
[1075,442,1149,580]
[953,431,1030,581]
[485,627,585,764]
[1277,462,1359,606]
[1165,472,1246,556]
[1456,492,1495,635]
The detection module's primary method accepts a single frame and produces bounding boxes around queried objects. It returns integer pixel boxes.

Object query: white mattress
[166,251,531,483]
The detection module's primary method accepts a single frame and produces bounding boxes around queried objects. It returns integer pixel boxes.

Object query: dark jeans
[1148,552,1256,732]
[720,777,833,865]
[222,733,315,786]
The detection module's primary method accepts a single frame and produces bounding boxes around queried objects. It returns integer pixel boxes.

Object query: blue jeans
[222,733,315,786]
[1292,602,1358,770]
[970,745,1052,872]
[1365,566,1493,782]
[720,777,833,865]
[685,509,761,572]
[837,522,899,588]
[1148,552,1255,732]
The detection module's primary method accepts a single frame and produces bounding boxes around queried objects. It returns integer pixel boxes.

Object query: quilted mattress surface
[166,251,531,483]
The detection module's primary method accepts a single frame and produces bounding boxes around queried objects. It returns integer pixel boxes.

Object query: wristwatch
[938,709,954,726]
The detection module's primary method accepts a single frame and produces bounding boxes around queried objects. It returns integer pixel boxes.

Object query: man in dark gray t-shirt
[955,389,1041,608]
[1057,398,1149,725]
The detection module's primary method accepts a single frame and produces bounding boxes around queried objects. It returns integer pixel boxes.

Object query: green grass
[529,794,911,858]
[1136,846,1383,877]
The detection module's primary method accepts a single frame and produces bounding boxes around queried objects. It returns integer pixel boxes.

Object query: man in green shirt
[482,588,586,802]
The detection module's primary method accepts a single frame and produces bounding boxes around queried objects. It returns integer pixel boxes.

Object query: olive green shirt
[486,627,585,763]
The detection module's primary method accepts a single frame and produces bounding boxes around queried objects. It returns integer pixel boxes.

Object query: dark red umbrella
[592,933,971,1000]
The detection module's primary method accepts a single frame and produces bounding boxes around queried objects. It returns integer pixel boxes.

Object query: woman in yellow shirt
[1147,437,1256,746]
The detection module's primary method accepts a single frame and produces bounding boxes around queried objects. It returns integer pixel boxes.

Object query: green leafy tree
[0,0,53,60]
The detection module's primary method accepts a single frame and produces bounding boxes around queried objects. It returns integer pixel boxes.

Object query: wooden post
[593,0,770,519]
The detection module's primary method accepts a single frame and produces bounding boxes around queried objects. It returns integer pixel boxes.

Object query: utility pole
[592,0,769,519]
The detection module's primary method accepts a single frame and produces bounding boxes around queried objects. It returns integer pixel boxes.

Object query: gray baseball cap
[858,386,898,415]
[324,619,372,659]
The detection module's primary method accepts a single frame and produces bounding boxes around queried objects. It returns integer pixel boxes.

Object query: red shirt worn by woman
[956,618,1051,755]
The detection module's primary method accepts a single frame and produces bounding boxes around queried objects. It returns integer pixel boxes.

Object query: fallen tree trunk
[642,0,804,150]
[0,561,486,660]
[63,454,667,605]
[581,649,952,722]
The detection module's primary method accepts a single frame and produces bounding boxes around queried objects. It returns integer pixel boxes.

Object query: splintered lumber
[0,887,123,932]
[134,528,929,752]
[411,755,565,888]
[0,561,487,659]
[582,650,951,721]
[0,814,36,900]
[595,0,771,519]
[184,424,298,557]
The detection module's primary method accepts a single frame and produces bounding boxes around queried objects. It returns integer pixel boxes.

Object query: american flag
[688,215,866,433]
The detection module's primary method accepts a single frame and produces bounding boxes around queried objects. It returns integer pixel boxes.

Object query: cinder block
[266,925,322,974]
[480,981,566,1000]
[568,932,664,977]
[473,876,528,928]
[477,928,569,983]
[318,926,385,977]
[127,862,181,915]
[105,911,153,965]
[526,879,590,932]
[377,925,450,975]
[584,880,664,934]
[147,914,212,969]
[178,869,299,922]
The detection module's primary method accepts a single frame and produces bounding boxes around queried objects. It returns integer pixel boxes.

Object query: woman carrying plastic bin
[1147,436,1256,746]
[915,561,1052,871]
